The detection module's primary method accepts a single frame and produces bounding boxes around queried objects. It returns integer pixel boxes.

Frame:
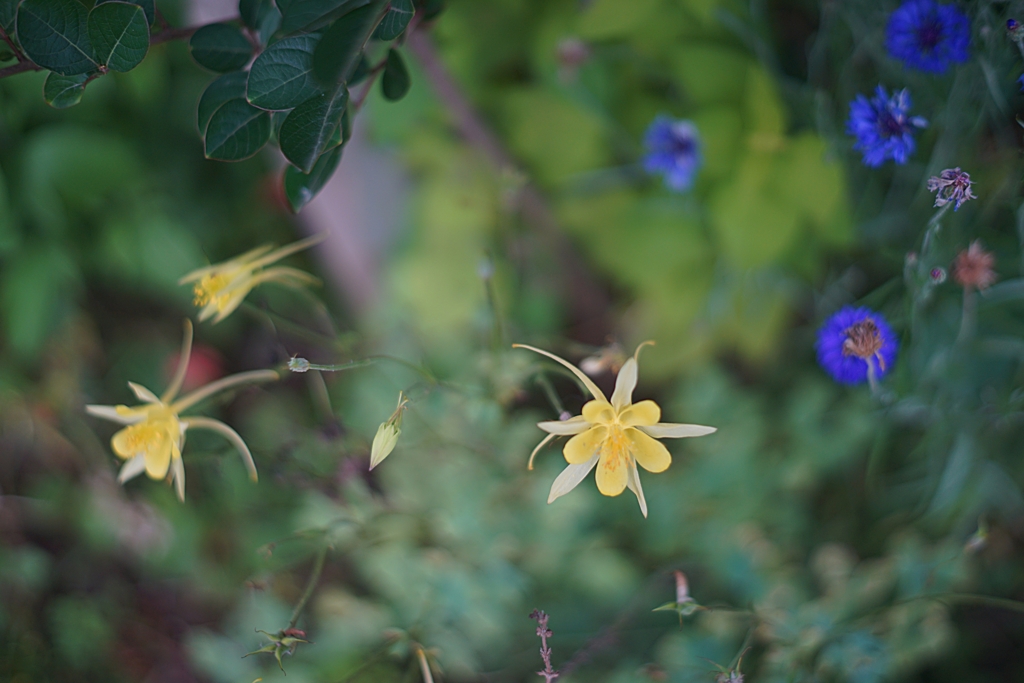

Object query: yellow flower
[514,342,716,517]
[179,234,325,323]
[86,320,278,501]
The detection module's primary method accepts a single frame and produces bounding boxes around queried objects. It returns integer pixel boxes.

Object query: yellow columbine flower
[179,234,325,323]
[514,342,716,517]
[86,320,278,501]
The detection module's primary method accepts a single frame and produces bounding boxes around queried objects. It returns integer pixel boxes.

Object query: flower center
[916,19,943,51]
[877,110,906,139]
[842,319,886,370]
[601,424,629,473]
[194,273,230,307]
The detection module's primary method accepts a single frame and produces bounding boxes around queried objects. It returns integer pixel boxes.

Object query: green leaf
[279,87,348,172]
[348,52,369,84]
[0,0,17,32]
[43,71,88,108]
[283,145,342,212]
[204,97,272,161]
[16,0,98,75]
[380,47,409,101]
[189,23,252,73]
[197,71,248,133]
[312,0,386,86]
[278,0,372,34]
[239,0,280,42]
[372,0,413,40]
[246,34,323,110]
[88,1,148,72]
[99,0,155,26]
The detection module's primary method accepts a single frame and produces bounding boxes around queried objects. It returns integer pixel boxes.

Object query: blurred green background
[2,0,1024,682]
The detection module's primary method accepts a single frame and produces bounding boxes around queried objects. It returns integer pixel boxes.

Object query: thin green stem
[288,544,329,630]
[534,373,565,416]
[956,288,976,345]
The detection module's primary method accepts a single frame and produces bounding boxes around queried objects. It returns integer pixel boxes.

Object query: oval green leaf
[88,1,149,72]
[372,0,413,41]
[284,145,342,213]
[189,23,252,73]
[16,0,98,75]
[278,0,371,34]
[197,71,249,134]
[380,47,409,101]
[43,71,89,108]
[278,87,348,173]
[312,0,386,86]
[204,98,272,161]
[246,34,323,111]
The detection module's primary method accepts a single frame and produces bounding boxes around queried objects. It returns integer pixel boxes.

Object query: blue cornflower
[846,86,927,167]
[886,0,970,73]
[1018,74,1024,92]
[643,116,702,192]
[816,307,899,385]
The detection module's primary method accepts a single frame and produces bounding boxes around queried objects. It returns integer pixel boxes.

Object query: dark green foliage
[380,47,409,101]
[279,86,348,172]
[189,23,253,72]
[204,98,272,160]
[16,0,97,75]
[197,70,249,133]
[284,144,342,211]
[88,1,149,72]
[246,34,323,110]
[277,0,373,34]
[43,71,88,108]
[373,0,414,40]
[311,0,386,86]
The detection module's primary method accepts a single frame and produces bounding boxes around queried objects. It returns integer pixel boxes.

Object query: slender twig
[287,544,329,630]
[529,610,559,683]
[0,17,230,82]
[0,60,40,79]
[0,25,24,61]
[351,54,390,110]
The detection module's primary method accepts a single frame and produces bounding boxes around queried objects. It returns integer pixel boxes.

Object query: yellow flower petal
[618,400,661,427]
[625,459,648,518]
[639,423,717,438]
[610,357,637,411]
[512,344,608,403]
[537,415,590,435]
[143,434,172,479]
[581,400,615,425]
[563,425,607,464]
[595,445,629,496]
[547,455,599,503]
[627,428,672,473]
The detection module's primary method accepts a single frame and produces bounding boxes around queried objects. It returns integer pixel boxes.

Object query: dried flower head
[953,240,997,290]
[816,307,899,385]
[927,167,976,210]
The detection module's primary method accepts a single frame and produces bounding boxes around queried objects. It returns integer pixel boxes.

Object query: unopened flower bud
[369,392,408,470]
[930,267,946,284]
[288,357,310,373]
[370,422,401,470]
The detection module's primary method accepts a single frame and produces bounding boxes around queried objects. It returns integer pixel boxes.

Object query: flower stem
[956,287,976,345]
[288,544,329,631]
